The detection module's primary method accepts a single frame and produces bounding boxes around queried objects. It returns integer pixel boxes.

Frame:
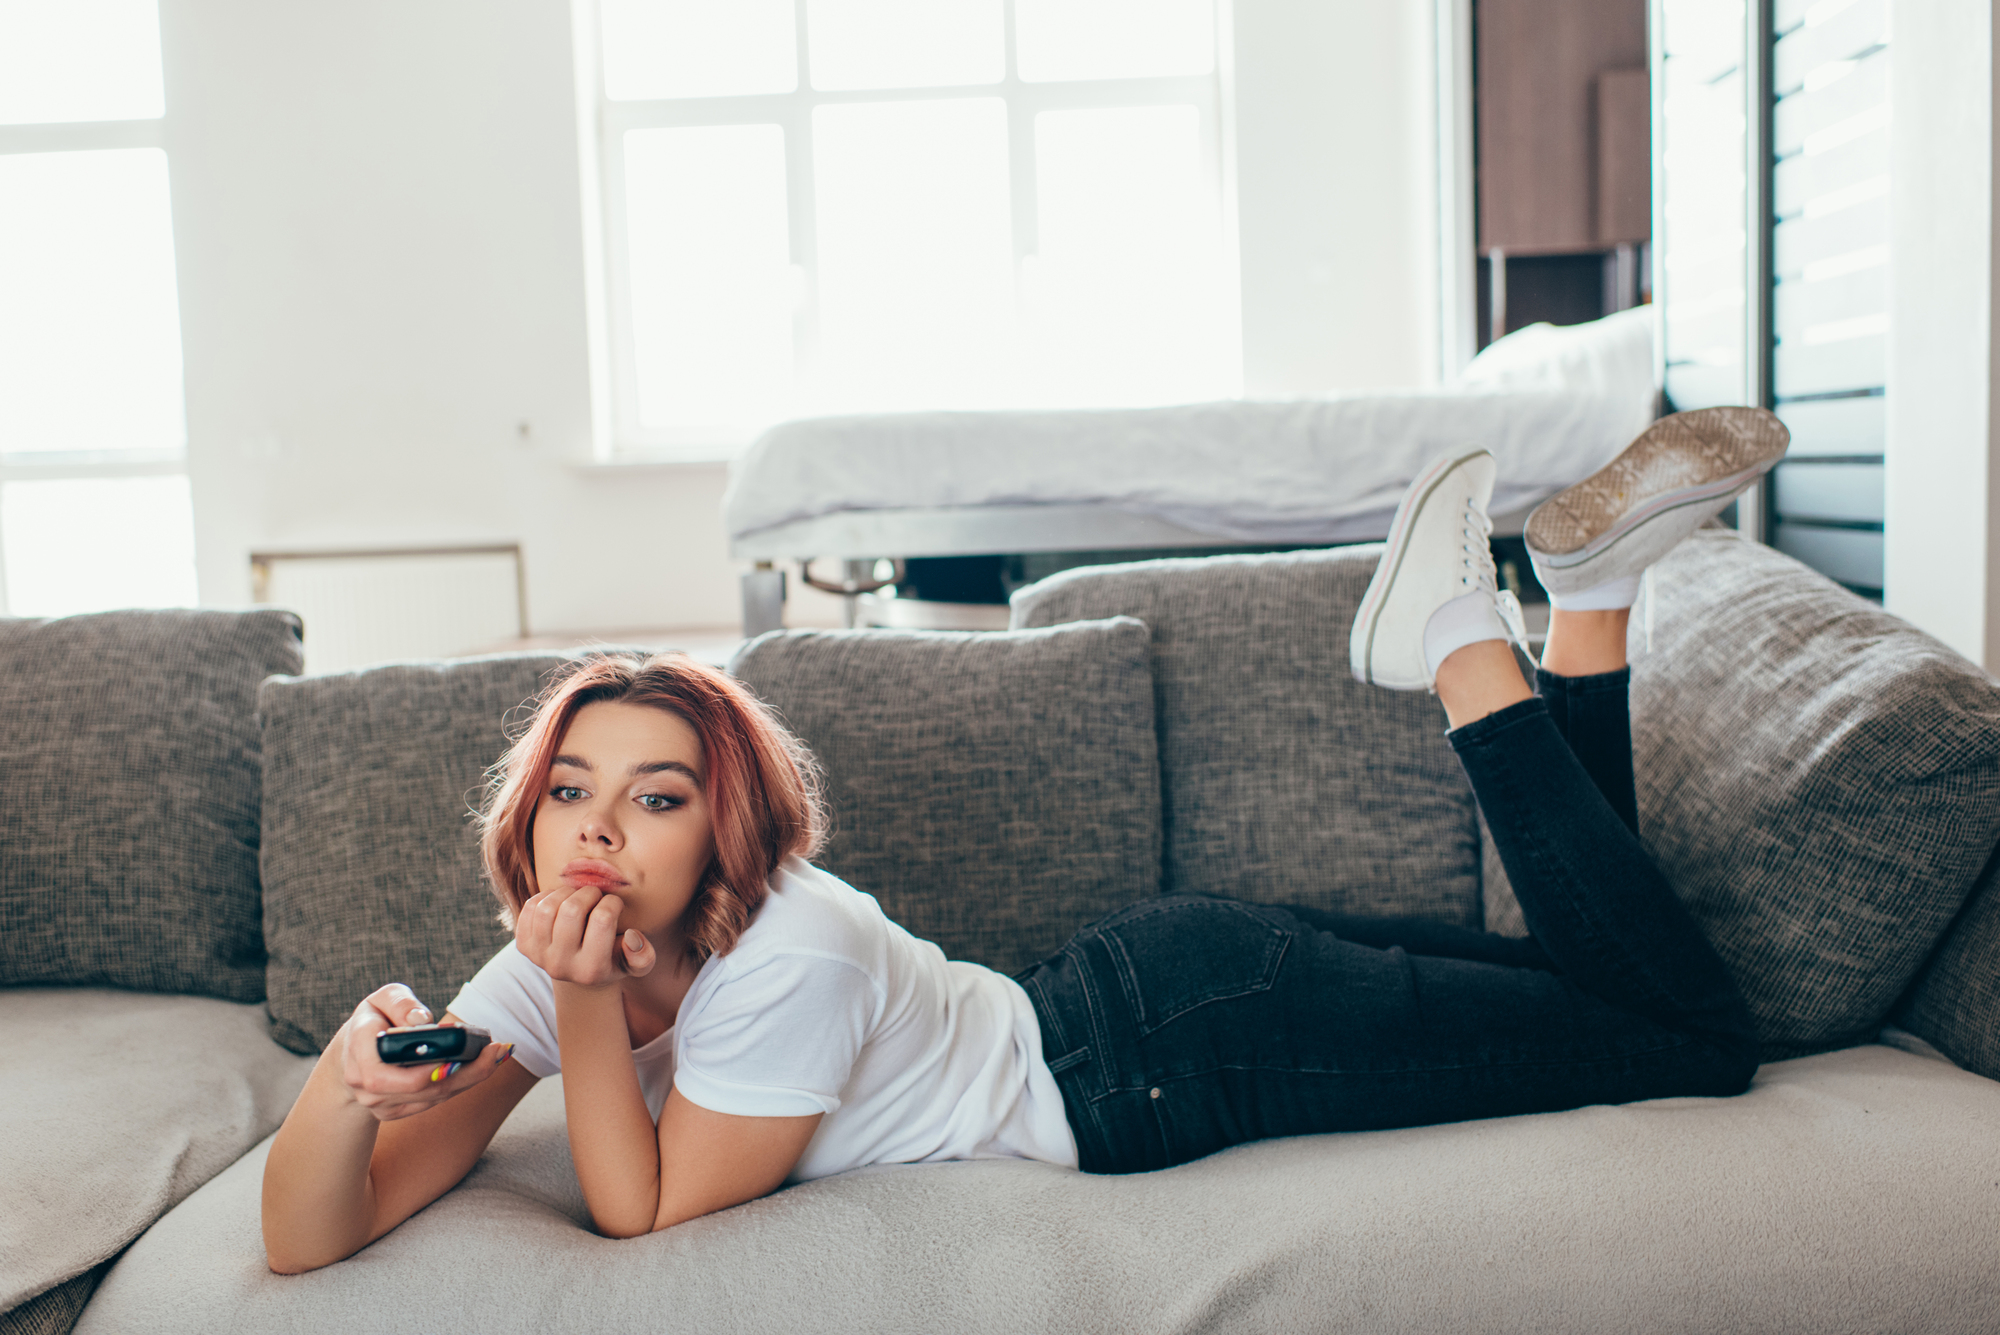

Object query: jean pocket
[1098,899,1290,1037]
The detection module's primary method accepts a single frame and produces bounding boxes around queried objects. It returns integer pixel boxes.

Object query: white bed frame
[732,501,1538,634]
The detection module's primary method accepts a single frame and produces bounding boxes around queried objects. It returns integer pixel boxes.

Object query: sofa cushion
[74,1044,2000,1334]
[1897,849,2000,1082]
[0,988,312,1317]
[258,654,569,1054]
[1010,549,1481,926]
[0,609,303,1000]
[728,618,1160,975]
[1484,531,2000,1057]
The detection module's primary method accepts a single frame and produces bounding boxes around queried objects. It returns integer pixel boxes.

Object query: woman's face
[530,699,717,944]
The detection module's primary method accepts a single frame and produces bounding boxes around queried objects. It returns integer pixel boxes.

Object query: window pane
[1016,0,1215,82]
[600,0,797,100]
[812,99,1014,411]
[806,0,1003,91]
[624,126,795,435]
[0,149,186,457]
[1026,106,1232,406]
[0,0,164,124]
[2,476,197,616]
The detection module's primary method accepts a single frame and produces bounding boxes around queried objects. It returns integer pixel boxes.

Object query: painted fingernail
[429,1064,449,1083]
[445,1062,463,1078]
[493,1043,514,1063]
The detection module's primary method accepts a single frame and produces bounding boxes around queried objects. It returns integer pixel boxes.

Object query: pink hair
[479,653,824,962]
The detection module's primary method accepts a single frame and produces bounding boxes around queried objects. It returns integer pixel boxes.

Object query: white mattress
[725,309,1659,556]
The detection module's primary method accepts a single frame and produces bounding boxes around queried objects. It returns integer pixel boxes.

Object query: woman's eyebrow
[550,753,591,771]
[634,759,702,787]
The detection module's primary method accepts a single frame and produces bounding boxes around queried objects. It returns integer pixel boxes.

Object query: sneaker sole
[1349,448,1494,686]
[1526,406,1790,581]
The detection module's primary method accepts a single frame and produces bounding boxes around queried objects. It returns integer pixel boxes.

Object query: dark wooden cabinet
[1474,0,1650,342]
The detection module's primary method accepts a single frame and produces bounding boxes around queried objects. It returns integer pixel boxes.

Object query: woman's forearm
[553,982,663,1237]
[262,1048,385,1272]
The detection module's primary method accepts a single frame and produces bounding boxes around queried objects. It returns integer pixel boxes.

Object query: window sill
[567,453,736,474]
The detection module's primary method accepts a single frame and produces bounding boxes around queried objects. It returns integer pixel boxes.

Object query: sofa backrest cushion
[259,654,568,1053]
[1484,531,2000,1057]
[0,609,303,1000]
[1896,851,2000,1082]
[728,618,1161,975]
[1010,550,1481,927]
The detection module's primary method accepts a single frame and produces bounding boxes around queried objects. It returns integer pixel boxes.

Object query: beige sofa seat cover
[78,1045,2000,1334]
[0,988,313,1311]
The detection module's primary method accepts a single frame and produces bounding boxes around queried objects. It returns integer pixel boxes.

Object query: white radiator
[252,545,526,675]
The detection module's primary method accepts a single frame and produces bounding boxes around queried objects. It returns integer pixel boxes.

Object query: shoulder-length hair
[479,652,824,963]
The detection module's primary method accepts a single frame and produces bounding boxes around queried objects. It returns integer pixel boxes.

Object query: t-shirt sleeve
[445,943,560,1080]
[673,953,877,1119]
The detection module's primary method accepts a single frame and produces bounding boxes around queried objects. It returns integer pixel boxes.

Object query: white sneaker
[1525,406,1790,600]
[1351,449,1519,690]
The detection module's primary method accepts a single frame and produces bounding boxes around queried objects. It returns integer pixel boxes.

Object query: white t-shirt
[447,857,1079,1182]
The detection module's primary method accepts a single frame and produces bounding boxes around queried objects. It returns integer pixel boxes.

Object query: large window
[1654,0,1890,595]
[0,0,197,616]
[587,0,1238,458]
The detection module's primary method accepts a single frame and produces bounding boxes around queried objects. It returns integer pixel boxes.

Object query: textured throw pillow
[259,654,569,1053]
[0,609,303,1000]
[728,618,1161,975]
[1896,851,2000,1082]
[1011,549,1482,926]
[1484,530,2000,1057]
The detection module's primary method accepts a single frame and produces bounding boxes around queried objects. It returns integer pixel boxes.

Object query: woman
[262,406,1787,1271]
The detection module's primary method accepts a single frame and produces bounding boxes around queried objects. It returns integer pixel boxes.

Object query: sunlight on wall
[0,149,186,455]
[1,477,198,616]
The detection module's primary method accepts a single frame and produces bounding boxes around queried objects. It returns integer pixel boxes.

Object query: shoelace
[1462,502,1541,669]
[1496,589,1540,670]
[1459,504,1497,597]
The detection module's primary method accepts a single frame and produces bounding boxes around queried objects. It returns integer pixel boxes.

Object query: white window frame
[576,0,1240,462]
[0,108,188,614]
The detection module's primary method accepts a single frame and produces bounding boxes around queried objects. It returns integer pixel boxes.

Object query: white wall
[160,0,1439,633]
[162,0,741,632]
[1232,0,1440,396]
[1884,0,2000,670]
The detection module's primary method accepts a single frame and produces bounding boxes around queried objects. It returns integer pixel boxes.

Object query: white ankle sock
[1547,573,1642,611]
[1423,591,1510,679]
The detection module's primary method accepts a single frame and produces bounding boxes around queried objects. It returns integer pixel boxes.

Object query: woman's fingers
[518,886,594,969]
[370,1065,493,1121]
[515,889,557,960]
[553,885,602,948]
[389,996,432,1028]
[536,887,619,985]
[619,928,657,978]
[578,894,623,971]
[521,885,633,986]
[339,1014,516,1122]
[343,986,431,1083]
[410,1041,515,1096]
[360,983,430,1029]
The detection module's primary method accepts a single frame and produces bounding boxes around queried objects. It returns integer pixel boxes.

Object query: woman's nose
[579,807,622,849]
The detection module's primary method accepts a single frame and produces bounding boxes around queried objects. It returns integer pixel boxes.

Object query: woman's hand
[265,986,537,1273]
[516,885,656,987]
[336,985,512,1123]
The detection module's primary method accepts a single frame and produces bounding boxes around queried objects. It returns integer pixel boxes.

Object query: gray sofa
[5,530,2000,1335]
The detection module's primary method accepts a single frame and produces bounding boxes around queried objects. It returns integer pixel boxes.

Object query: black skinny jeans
[1017,667,1759,1175]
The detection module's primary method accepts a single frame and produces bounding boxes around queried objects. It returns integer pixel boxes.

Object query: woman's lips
[561,859,628,889]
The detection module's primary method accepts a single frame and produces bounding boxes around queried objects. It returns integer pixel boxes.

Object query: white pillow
[1456,307,1658,445]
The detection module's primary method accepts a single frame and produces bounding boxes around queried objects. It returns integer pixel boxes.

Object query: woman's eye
[637,794,680,812]
[550,786,586,802]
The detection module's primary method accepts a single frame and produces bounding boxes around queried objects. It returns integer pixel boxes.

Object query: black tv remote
[376,1023,492,1065]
